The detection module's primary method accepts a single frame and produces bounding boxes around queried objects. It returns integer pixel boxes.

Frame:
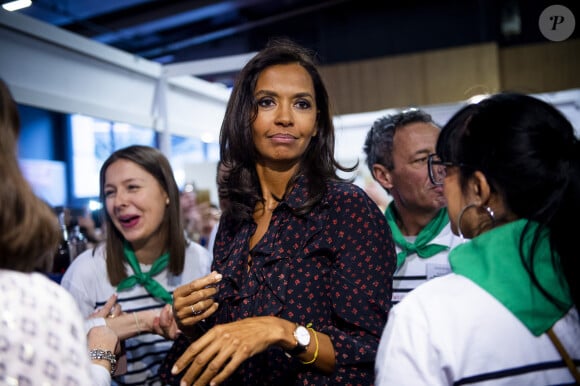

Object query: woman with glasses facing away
[376,92,580,385]
[161,37,396,386]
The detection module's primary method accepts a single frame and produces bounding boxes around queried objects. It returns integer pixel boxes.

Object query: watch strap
[286,340,308,356]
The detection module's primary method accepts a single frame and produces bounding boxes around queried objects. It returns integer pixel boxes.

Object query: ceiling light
[2,0,32,12]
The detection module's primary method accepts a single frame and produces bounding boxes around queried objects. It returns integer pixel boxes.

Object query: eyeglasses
[427,153,457,186]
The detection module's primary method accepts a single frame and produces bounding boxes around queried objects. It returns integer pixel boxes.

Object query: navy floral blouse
[161,177,395,385]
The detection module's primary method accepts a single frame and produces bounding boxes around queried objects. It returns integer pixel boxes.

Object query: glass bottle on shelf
[51,211,71,274]
[69,224,87,261]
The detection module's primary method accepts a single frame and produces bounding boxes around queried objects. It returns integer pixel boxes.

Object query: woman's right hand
[172,271,222,334]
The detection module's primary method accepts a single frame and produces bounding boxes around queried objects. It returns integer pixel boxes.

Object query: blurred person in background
[193,188,218,248]
[0,78,119,385]
[180,181,203,243]
[206,160,231,254]
[198,202,221,248]
[62,145,212,385]
[77,208,106,248]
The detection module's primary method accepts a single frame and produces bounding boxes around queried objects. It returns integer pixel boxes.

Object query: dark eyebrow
[254,90,275,97]
[255,90,314,99]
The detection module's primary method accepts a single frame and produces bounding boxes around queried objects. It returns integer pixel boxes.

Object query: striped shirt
[392,223,462,305]
[61,243,212,385]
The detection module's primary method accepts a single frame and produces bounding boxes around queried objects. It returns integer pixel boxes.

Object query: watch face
[295,326,310,346]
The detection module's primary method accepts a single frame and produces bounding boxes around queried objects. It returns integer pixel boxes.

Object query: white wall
[0,10,230,141]
[183,161,220,205]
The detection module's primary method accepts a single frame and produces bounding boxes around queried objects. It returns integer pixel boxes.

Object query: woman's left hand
[90,293,122,319]
[172,271,222,334]
[171,316,282,386]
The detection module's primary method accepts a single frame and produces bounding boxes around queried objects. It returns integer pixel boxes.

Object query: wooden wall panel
[321,40,580,115]
[499,39,580,94]
[355,60,381,113]
[374,53,426,109]
[321,42,501,114]
[322,64,353,115]
[423,43,500,104]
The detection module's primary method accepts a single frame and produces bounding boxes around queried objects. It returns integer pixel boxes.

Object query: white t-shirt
[376,273,580,385]
[0,270,110,386]
[61,242,212,385]
[392,223,463,304]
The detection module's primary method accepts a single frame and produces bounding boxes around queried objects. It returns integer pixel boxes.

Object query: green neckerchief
[450,219,572,336]
[117,242,173,304]
[385,203,450,268]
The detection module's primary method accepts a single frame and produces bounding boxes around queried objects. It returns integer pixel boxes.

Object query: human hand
[171,316,280,386]
[90,293,122,319]
[151,304,181,340]
[172,271,222,333]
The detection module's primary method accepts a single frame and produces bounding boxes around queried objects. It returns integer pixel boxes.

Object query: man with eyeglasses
[363,109,463,306]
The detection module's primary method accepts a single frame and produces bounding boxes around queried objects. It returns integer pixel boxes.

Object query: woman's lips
[270,133,296,144]
[118,215,140,229]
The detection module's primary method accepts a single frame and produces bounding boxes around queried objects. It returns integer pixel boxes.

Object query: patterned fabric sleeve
[316,183,396,380]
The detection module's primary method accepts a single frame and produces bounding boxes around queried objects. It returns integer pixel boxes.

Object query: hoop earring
[483,205,495,222]
[457,203,478,240]
[457,203,496,240]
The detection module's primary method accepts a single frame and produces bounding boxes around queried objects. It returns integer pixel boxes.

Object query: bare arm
[104,306,178,340]
[171,316,335,386]
[90,293,179,340]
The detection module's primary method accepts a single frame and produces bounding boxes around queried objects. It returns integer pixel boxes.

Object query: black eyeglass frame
[427,153,461,186]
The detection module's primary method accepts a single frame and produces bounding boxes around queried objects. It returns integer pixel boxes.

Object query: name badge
[426,263,451,280]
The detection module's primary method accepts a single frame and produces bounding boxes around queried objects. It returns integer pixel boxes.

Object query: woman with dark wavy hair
[376,93,580,385]
[165,38,396,386]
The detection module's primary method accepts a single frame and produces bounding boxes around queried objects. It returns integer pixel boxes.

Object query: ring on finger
[190,304,203,316]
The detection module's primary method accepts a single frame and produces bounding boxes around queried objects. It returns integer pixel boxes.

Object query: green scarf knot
[386,204,450,268]
[450,219,572,335]
[117,242,173,304]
